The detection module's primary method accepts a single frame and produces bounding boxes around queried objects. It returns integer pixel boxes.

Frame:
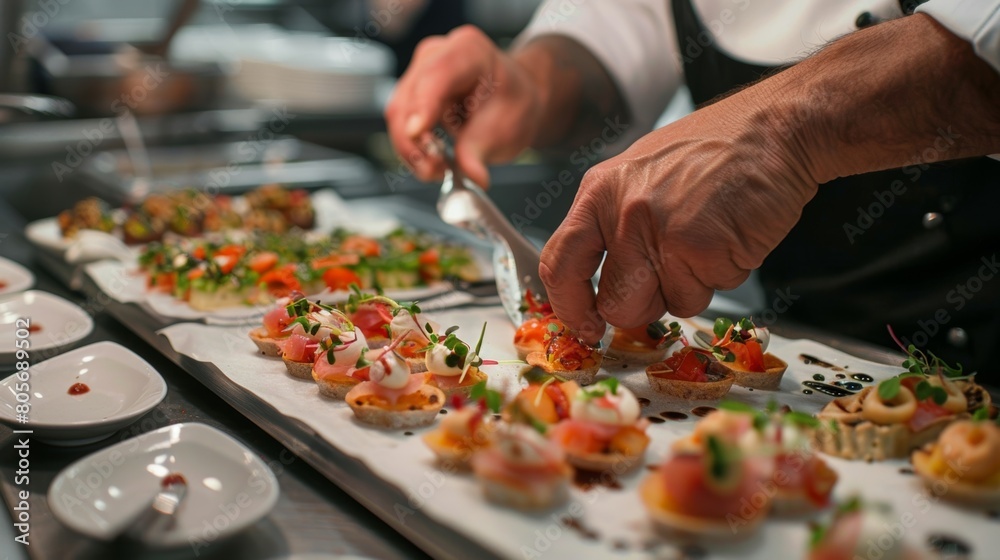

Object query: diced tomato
[713,326,766,372]
[418,248,441,281]
[651,347,712,382]
[192,246,206,260]
[544,383,571,420]
[722,339,765,372]
[216,244,246,259]
[341,235,381,257]
[187,268,206,280]
[351,303,393,340]
[248,251,279,274]
[310,253,361,270]
[148,272,176,292]
[546,333,596,371]
[260,265,301,298]
[418,248,439,265]
[514,316,561,347]
[523,290,554,318]
[323,267,362,292]
[213,254,238,275]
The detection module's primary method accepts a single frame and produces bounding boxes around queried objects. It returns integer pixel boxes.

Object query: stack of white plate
[231,33,395,113]
[171,25,396,113]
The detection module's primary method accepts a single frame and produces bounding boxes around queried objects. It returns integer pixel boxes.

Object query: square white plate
[48,422,280,548]
[0,341,167,445]
[0,256,34,295]
[0,290,94,367]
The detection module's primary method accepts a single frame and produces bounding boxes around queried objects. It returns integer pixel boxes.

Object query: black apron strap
[668,0,1000,373]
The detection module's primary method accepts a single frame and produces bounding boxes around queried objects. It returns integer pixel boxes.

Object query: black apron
[671,0,1000,374]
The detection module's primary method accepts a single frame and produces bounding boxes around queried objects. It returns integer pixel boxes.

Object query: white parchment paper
[157,308,999,559]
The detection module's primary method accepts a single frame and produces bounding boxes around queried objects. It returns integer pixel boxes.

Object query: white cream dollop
[570,385,641,426]
[425,343,466,377]
[368,349,411,389]
[390,311,439,341]
[738,420,811,455]
[329,328,367,368]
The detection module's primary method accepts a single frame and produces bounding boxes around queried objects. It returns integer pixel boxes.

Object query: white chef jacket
[515,0,1000,140]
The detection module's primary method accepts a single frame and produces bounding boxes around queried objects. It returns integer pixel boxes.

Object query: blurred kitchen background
[0,0,760,309]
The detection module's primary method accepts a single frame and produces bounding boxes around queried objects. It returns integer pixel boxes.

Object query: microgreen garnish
[469,380,503,413]
[355,347,370,368]
[713,318,733,339]
[718,400,819,430]
[784,410,821,429]
[705,435,735,483]
[718,400,756,414]
[647,321,683,347]
[579,378,619,401]
[474,322,487,357]
[878,373,949,405]
[887,325,968,379]
[520,369,568,385]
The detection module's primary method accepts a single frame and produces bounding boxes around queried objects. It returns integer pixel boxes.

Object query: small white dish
[48,423,280,547]
[0,290,94,367]
[0,256,34,295]
[0,341,167,445]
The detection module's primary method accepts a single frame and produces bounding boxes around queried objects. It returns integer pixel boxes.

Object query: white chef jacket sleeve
[917,0,1000,73]
[512,0,683,141]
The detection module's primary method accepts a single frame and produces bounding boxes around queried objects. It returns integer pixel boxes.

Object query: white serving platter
[152,307,995,560]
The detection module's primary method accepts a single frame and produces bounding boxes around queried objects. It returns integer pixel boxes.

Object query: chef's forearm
[765,13,1000,185]
[512,36,631,154]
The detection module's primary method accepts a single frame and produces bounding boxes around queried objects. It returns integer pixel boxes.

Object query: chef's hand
[385,25,542,188]
[539,84,819,344]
